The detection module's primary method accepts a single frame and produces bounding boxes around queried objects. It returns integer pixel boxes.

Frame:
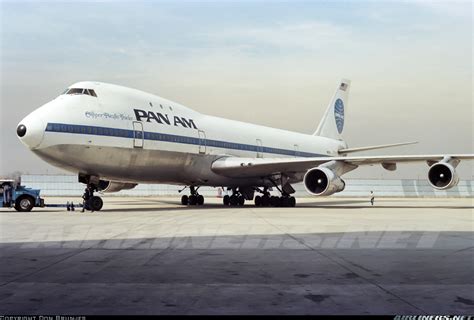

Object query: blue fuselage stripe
[45,123,324,158]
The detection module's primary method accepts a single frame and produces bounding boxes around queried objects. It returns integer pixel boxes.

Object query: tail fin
[313,79,351,140]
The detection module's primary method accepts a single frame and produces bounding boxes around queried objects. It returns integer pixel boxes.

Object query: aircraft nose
[17,111,46,149]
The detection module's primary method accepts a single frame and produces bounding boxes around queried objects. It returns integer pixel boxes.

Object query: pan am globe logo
[334,98,344,134]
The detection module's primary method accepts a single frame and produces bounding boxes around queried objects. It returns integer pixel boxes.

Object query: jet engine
[98,180,138,193]
[428,161,459,190]
[303,167,345,196]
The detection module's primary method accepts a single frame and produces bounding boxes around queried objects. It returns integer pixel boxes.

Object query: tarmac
[0,196,473,315]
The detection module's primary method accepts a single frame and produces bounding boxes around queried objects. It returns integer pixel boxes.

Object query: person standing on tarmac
[81,187,88,212]
[3,184,12,207]
[81,184,94,212]
[370,190,375,206]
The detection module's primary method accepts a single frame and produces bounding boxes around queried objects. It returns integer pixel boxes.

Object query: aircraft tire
[229,195,238,206]
[289,196,296,207]
[254,196,261,206]
[223,195,230,206]
[261,196,270,207]
[270,196,280,207]
[189,195,197,205]
[89,196,103,211]
[238,196,245,206]
[181,195,189,205]
[197,195,204,205]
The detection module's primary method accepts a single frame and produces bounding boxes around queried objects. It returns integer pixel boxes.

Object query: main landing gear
[222,188,245,206]
[181,186,204,206]
[254,188,296,207]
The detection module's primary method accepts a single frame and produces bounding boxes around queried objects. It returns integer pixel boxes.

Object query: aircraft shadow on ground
[0,231,473,314]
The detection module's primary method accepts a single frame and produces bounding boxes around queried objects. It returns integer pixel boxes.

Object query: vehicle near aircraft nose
[1,179,45,212]
[17,80,474,210]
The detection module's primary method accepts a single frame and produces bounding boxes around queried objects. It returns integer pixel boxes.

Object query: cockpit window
[63,88,97,97]
[66,88,84,95]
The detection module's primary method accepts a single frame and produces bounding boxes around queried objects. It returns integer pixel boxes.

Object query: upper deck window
[64,88,97,97]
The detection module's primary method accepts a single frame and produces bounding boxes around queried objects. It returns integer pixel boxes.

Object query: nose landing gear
[81,184,103,212]
[78,175,105,212]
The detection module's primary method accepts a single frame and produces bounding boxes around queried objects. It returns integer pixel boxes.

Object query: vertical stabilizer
[313,79,351,140]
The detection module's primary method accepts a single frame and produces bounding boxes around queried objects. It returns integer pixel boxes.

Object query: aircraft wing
[211,154,474,178]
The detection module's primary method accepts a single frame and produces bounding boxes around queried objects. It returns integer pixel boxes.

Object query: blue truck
[1,180,45,212]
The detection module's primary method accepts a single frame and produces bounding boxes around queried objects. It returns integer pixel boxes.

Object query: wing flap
[211,157,329,177]
[338,141,418,154]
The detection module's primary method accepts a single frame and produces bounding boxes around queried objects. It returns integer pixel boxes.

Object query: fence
[20,175,473,197]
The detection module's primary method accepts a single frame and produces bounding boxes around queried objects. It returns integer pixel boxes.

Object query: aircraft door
[133,121,144,148]
[294,144,299,157]
[256,139,263,158]
[198,130,206,154]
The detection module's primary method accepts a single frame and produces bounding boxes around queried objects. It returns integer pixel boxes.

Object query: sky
[0,0,472,180]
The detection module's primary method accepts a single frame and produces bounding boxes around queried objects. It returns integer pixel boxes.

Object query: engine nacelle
[428,162,459,190]
[98,180,138,193]
[303,167,345,196]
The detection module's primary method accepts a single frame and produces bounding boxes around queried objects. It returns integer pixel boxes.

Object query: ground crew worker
[3,184,12,207]
[1,185,5,207]
[81,185,93,212]
[370,190,375,206]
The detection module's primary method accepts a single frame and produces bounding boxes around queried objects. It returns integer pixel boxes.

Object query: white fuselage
[19,82,346,187]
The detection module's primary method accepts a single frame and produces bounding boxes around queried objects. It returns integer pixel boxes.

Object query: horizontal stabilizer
[338,141,418,154]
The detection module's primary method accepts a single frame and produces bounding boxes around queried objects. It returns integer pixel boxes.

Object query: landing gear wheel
[229,195,238,206]
[181,195,189,205]
[238,196,245,206]
[89,196,103,211]
[14,196,34,212]
[270,196,280,207]
[261,196,270,207]
[197,195,204,205]
[254,196,262,207]
[288,196,296,207]
[223,195,230,206]
[189,195,197,205]
[281,197,289,207]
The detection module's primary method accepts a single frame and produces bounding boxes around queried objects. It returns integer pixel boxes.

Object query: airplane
[16,79,473,211]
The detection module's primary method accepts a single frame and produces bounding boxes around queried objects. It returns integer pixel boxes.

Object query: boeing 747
[16,80,473,210]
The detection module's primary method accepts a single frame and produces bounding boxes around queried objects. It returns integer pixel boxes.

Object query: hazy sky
[0,0,472,179]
